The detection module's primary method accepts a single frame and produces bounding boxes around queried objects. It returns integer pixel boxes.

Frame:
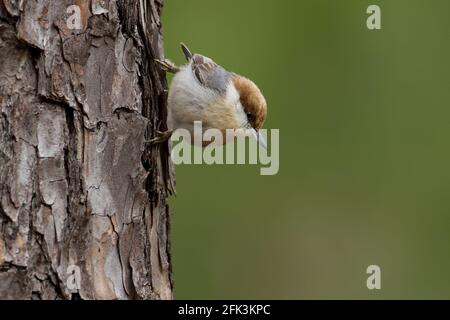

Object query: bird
[150,43,267,148]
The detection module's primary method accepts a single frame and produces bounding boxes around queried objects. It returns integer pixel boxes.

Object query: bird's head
[232,74,268,148]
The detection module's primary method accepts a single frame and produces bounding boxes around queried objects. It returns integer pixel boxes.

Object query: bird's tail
[180,42,193,61]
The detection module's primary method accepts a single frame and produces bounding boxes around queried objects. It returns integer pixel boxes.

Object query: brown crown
[232,75,267,129]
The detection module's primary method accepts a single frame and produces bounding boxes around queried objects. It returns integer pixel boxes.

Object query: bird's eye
[246,112,255,122]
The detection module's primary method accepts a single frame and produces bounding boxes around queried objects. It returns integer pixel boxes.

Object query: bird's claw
[145,130,173,145]
[154,58,179,73]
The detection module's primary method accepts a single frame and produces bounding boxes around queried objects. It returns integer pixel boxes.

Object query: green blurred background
[162,0,450,299]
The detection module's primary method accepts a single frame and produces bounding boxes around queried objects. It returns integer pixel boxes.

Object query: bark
[0,0,174,299]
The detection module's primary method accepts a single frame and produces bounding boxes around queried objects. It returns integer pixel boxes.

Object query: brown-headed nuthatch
[151,43,267,148]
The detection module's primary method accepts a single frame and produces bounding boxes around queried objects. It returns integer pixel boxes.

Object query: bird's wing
[191,54,231,94]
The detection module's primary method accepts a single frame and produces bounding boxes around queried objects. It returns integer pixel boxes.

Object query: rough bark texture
[0,0,174,299]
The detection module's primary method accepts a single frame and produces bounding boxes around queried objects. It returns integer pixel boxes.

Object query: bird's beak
[250,128,267,150]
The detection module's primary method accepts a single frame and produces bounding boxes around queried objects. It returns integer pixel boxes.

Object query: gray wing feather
[191,54,231,94]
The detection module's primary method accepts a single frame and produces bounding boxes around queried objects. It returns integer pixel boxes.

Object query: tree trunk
[0,0,174,299]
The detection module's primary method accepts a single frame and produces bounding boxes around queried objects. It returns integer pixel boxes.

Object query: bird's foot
[155,58,179,73]
[145,130,173,145]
